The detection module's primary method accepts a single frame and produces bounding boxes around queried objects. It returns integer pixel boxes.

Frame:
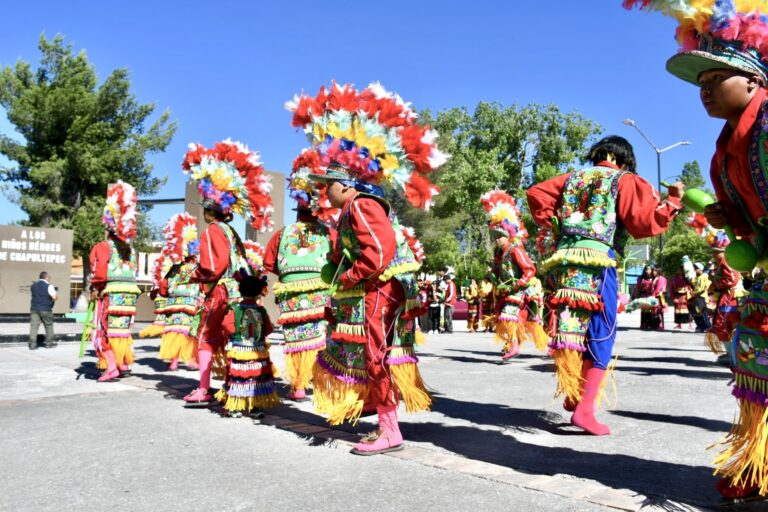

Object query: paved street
[0,312,763,511]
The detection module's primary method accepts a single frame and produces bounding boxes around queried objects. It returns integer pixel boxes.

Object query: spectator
[428,281,443,334]
[29,271,57,350]
[443,274,457,334]
[690,263,712,333]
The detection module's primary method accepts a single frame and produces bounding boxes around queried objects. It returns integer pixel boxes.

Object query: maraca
[663,182,757,272]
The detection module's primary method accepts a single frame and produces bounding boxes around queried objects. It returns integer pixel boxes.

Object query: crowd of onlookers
[634,258,752,333]
[416,267,499,334]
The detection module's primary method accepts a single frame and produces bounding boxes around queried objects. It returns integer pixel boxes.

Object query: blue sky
[0,0,717,227]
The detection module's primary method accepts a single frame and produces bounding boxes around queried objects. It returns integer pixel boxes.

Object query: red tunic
[262,227,282,276]
[710,261,742,342]
[710,88,768,237]
[333,194,400,407]
[337,196,396,290]
[88,241,111,291]
[526,165,682,238]
[190,222,235,351]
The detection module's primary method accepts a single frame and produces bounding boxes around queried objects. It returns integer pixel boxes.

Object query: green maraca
[663,182,757,272]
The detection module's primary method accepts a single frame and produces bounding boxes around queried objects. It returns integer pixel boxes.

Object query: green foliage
[639,159,714,275]
[406,101,601,274]
[0,34,176,266]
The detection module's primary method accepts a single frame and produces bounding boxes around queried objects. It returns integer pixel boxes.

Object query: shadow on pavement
[617,355,723,369]
[610,409,731,433]
[400,420,718,506]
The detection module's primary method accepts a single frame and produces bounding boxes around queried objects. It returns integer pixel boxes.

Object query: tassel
[312,361,368,425]
[211,348,228,380]
[526,321,550,351]
[414,329,426,346]
[494,320,526,346]
[705,332,725,354]
[713,400,768,496]
[551,348,584,403]
[159,331,186,360]
[139,323,165,338]
[596,356,619,410]
[215,388,280,413]
[284,347,323,390]
[390,362,432,413]
[107,337,134,367]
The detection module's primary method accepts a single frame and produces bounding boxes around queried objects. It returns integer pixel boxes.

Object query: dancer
[465,279,481,332]
[158,213,201,371]
[635,265,657,330]
[216,241,279,418]
[263,150,336,402]
[705,230,742,355]
[139,253,170,339]
[670,266,693,330]
[88,180,141,382]
[288,81,447,454]
[527,135,682,435]
[182,139,273,405]
[626,0,768,496]
[480,190,546,360]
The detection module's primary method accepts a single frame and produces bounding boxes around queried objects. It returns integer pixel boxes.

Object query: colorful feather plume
[162,213,199,263]
[399,225,425,263]
[289,148,340,224]
[103,180,137,243]
[286,81,449,210]
[242,240,266,275]
[624,0,768,65]
[150,252,173,289]
[182,139,274,232]
[480,190,528,246]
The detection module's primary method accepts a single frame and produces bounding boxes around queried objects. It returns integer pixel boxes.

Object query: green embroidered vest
[558,166,627,252]
[106,239,137,283]
[277,221,331,283]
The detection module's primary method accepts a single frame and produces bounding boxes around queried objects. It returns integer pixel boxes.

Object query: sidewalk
[0,311,751,511]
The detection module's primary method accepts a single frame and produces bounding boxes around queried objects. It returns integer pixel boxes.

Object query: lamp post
[622,119,691,266]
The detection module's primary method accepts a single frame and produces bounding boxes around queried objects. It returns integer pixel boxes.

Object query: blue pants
[585,262,617,370]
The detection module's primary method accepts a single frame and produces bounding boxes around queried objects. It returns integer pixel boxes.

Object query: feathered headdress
[480,190,527,245]
[286,81,449,210]
[182,139,273,232]
[706,227,731,251]
[150,252,173,290]
[103,180,137,243]
[624,0,768,84]
[162,213,199,263]
[242,240,266,275]
[399,225,425,263]
[685,212,710,235]
[289,148,340,224]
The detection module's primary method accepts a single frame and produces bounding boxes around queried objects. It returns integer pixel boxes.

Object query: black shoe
[28,344,38,350]
[44,343,58,349]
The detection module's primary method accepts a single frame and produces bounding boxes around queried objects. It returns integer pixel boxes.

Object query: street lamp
[622,119,691,266]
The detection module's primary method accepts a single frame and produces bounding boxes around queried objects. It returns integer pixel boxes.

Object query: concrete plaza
[0,312,761,511]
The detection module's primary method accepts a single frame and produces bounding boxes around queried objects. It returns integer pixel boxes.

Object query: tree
[405,102,601,278]
[644,160,712,276]
[0,34,176,284]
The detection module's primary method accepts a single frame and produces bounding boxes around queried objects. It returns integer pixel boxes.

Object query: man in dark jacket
[29,271,57,349]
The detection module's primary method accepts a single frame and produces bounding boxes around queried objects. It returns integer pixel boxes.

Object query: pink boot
[351,405,404,455]
[98,351,119,382]
[168,358,179,371]
[183,387,212,403]
[501,341,520,361]
[288,388,307,401]
[571,363,610,435]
